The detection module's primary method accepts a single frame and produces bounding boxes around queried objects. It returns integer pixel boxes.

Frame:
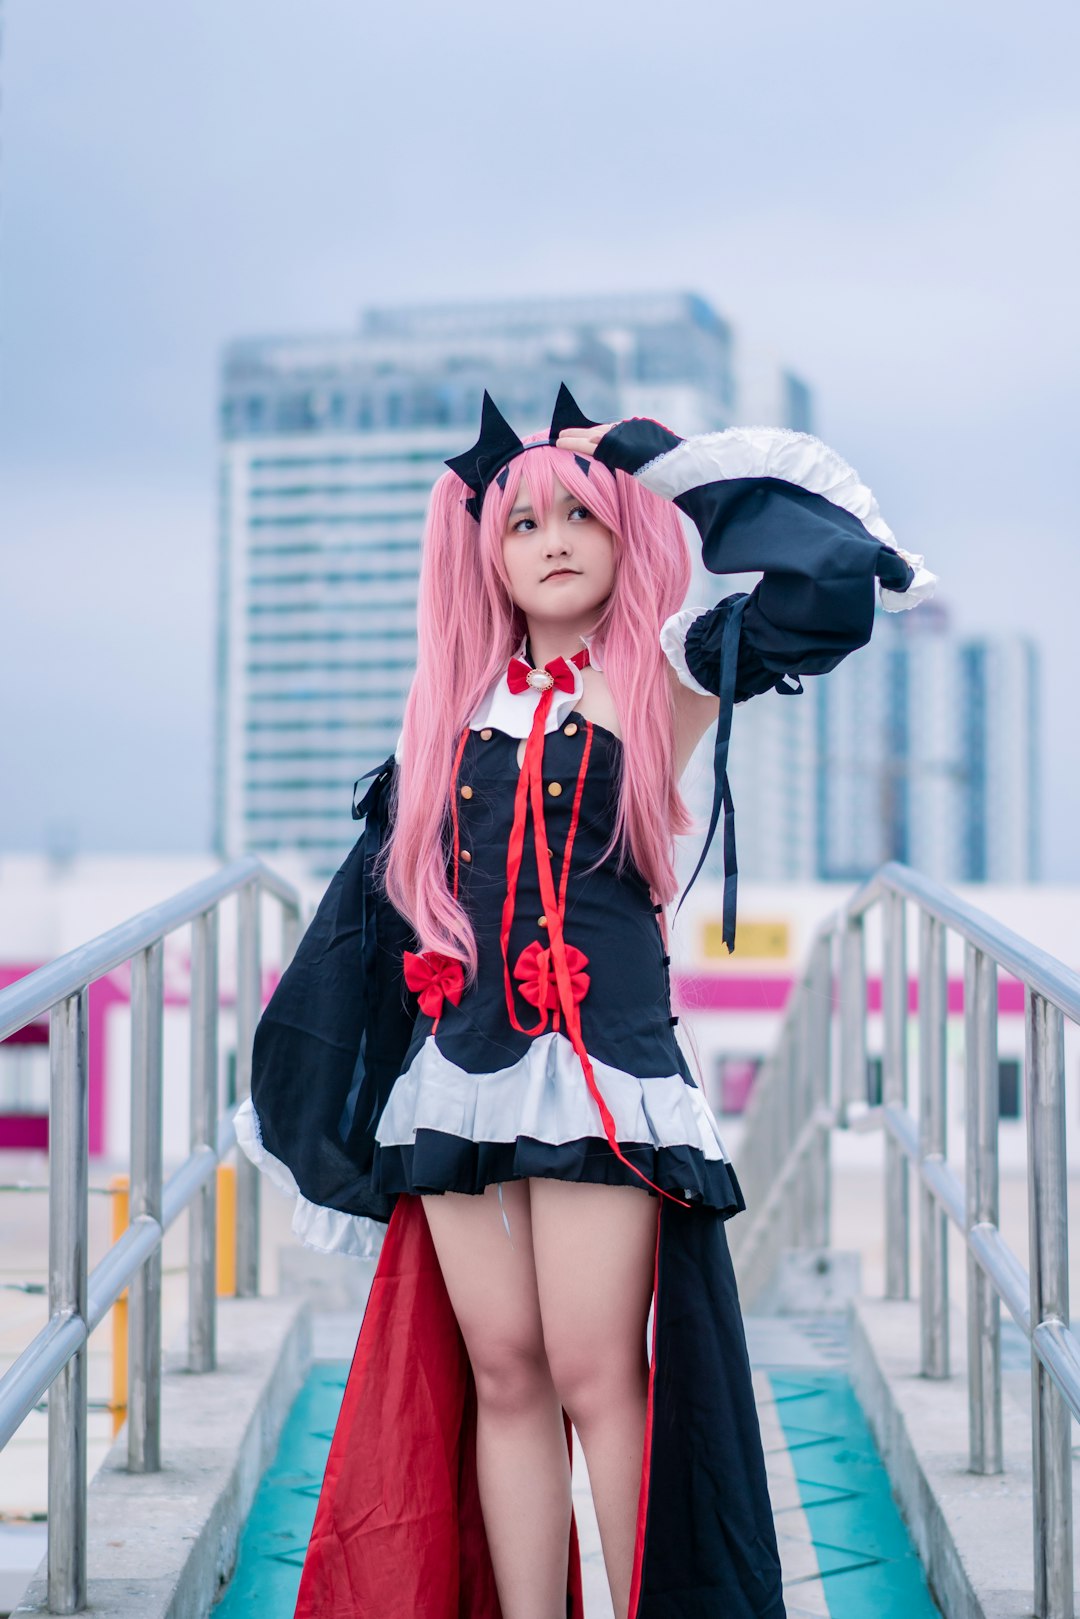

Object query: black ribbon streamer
[673,593,749,951]
[352,754,396,1026]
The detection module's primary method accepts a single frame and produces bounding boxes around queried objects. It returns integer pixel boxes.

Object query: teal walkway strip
[768,1370,942,1618]
[216,1357,943,1617]
[213,1363,349,1616]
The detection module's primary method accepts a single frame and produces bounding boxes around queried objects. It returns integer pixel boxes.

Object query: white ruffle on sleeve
[234,1096,383,1258]
[635,425,897,544]
[879,547,939,612]
[659,608,715,698]
[637,426,938,615]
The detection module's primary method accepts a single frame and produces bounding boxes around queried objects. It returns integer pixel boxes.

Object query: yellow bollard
[109,1174,129,1437]
[216,1163,237,1297]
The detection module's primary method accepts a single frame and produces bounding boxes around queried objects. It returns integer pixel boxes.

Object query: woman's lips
[543,569,580,581]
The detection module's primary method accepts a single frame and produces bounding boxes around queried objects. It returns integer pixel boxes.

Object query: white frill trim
[634,426,898,545]
[233,1097,383,1259]
[469,640,586,741]
[636,427,938,615]
[879,549,939,613]
[376,1029,731,1164]
[659,608,714,698]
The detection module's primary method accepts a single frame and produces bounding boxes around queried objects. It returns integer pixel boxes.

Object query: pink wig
[378,440,695,982]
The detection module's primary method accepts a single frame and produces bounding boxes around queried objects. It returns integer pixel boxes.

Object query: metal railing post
[806,934,832,1249]
[919,911,949,1378]
[965,943,1002,1475]
[235,882,262,1297]
[839,916,866,1123]
[787,1019,801,1246]
[883,890,910,1299]
[790,977,806,1243]
[188,910,219,1373]
[281,901,302,972]
[1026,990,1072,1619]
[128,941,164,1473]
[770,1037,785,1180]
[47,989,89,1614]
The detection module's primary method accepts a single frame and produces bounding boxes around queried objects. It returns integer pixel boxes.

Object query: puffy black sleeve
[593,418,936,948]
[238,755,420,1234]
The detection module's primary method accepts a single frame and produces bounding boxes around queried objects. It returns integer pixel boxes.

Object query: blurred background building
[729,600,1040,885]
[215,291,809,877]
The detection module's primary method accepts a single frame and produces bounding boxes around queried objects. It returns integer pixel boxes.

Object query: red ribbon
[495,646,688,1210]
[507,654,578,695]
[527,716,689,1211]
[513,939,590,1011]
[403,949,465,1028]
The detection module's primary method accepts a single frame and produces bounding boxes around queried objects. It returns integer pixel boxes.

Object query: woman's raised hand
[555,423,615,458]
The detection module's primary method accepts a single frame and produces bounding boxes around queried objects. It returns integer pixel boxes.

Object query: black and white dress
[368,630,745,1216]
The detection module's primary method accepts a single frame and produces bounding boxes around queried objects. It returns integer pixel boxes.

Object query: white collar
[468,631,604,739]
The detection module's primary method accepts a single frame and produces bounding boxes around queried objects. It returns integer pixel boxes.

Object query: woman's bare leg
[530,1179,657,1619]
[421,1181,571,1619]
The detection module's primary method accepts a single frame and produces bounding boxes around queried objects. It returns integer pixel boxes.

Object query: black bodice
[396,714,691,1085]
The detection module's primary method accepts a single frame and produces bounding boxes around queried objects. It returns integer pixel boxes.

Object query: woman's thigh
[421,1180,549,1404]
[528,1180,657,1419]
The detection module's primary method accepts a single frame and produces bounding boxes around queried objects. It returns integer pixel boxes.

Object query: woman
[237,385,934,1619]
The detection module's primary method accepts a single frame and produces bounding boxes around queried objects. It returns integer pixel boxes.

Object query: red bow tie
[506,646,589,696]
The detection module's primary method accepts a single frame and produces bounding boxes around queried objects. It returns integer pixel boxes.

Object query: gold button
[480,728,492,740]
[547,847,554,858]
[564,722,578,736]
[460,784,473,799]
[547,781,562,797]
[460,849,472,863]
[538,916,548,929]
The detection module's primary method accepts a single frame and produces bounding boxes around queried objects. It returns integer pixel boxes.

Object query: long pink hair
[378,440,695,982]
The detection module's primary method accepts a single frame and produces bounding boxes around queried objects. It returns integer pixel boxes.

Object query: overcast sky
[1,0,1077,876]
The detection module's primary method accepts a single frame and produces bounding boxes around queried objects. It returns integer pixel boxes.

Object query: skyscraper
[729,601,1040,885]
[216,293,811,876]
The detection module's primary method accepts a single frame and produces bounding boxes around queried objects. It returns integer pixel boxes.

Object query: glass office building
[216,292,804,878]
[728,603,1040,884]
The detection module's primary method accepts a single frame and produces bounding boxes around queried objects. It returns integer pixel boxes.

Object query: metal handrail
[730,861,1079,1619]
[0,855,297,1042]
[0,858,301,1615]
[847,862,1080,1023]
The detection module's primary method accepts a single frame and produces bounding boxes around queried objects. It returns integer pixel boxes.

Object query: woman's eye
[569,505,592,521]
[511,517,537,534]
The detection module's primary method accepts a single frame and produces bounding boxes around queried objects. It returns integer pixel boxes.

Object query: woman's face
[500,477,616,625]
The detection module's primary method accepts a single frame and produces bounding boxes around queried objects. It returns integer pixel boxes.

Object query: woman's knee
[469,1331,554,1417]
[544,1339,648,1431]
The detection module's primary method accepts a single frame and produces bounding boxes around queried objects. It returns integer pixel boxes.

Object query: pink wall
[1,963,126,1155]
[673,971,1026,1016]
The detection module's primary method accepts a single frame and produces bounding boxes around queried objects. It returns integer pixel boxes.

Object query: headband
[444,382,603,521]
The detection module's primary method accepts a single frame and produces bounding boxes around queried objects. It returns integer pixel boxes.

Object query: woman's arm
[669,665,720,779]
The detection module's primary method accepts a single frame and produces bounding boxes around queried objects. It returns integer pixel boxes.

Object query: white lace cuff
[879,548,939,612]
[660,608,714,698]
[234,1097,383,1258]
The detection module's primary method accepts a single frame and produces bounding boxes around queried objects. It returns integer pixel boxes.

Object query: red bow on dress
[506,650,585,696]
[512,939,590,1011]
[403,950,465,1027]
